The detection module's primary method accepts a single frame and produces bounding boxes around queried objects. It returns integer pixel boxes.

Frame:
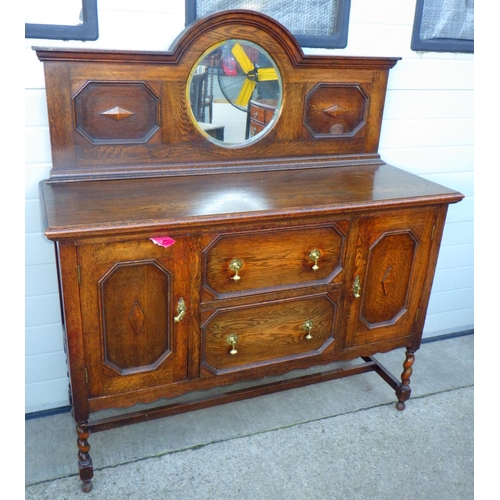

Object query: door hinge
[415,308,420,323]
[431,225,436,240]
[84,367,88,385]
[77,265,81,284]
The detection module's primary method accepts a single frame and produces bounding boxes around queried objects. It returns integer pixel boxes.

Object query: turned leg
[395,349,415,411]
[76,422,94,492]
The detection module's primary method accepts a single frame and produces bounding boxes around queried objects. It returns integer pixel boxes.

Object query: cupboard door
[346,209,437,347]
[78,238,191,398]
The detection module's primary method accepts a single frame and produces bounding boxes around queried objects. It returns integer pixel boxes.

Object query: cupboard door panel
[78,238,190,398]
[361,231,416,326]
[347,209,436,346]
[100,260,171,374]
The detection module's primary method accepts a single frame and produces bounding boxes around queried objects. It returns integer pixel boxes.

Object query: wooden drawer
[249,99,278,137]
[203,224,348,298]
[248,120,265,137]
[249,99,277,125]
[250,104,266,125]
[201,294,338,375]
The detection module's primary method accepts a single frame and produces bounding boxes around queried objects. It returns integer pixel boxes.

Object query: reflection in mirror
[188,40,282,147]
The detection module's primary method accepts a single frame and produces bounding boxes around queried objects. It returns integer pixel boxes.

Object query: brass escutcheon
[229,258,243,281]
[226,333,239,355]
[308,249,321,271]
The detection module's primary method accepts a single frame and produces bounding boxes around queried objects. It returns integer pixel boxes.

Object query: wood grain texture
[203,224,346,298]
[202,295,337,374]
[40,164,462,241]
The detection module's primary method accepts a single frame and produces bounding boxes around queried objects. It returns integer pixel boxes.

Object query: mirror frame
[185,0,351,49]
[25,0,99,41]
[187,39,283,148]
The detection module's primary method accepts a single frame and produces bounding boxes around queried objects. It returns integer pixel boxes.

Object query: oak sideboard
[36,10,463,492]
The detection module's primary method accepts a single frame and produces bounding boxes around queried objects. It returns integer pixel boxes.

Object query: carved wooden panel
[100,261,172,375]
[304,83,368,138]
[360,231,418,327]
[74,81,160,144]
[201,295,337,375]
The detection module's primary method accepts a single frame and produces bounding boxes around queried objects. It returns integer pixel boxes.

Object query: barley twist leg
[395,349,415,411]
[76,421,93,492]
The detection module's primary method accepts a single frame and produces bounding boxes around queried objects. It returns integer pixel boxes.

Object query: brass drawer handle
[226,333,239,355]
[352,276,361,298]
[309,248,321,271]
[174,297,186,322]
[303,320,313,340]
[229,258,243,281]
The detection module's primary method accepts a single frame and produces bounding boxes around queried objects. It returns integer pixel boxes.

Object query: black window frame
[411,0,473,53]
[25,0,99,41]
[185,0,351,49]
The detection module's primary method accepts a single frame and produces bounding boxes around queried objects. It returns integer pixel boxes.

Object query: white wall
[24,0,474,413]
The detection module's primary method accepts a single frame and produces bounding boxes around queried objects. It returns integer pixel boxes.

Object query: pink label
[150,236,175,248]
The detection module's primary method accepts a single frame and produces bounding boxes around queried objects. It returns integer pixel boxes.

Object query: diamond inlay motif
[323,104,349,118]
[381,265,394,296]
[128,301,145,334]
[101,106,135,121]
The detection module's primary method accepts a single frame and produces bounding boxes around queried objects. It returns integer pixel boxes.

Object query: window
[185,0,351,49]
[411,0,474,53]
[25,0,99,41]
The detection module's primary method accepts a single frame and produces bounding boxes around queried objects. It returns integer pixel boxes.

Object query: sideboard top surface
[40,164,463,240]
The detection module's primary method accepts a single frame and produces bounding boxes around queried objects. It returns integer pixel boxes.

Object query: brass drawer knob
[309,248,321,271]
[229,258,243,281]
[303,320,313,340]
[226,333,239,355]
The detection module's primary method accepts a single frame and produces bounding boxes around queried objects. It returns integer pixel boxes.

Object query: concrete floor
[25,334,473,499]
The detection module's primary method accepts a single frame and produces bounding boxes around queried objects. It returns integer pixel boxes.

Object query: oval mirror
[187,39,282,147]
